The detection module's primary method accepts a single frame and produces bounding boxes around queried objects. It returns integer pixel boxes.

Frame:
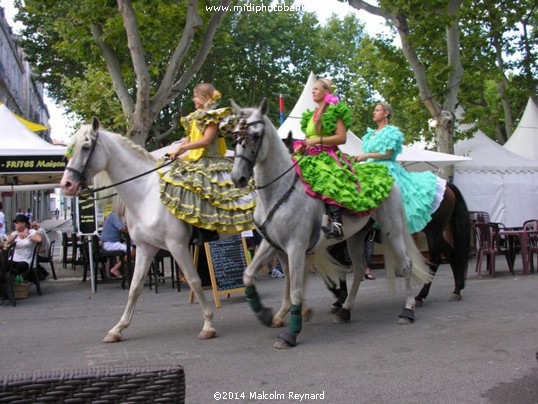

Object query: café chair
[85,235,126,290]
[523,219,538,272]
[26,242,43,295]
[0,365,185,403]
[59,231,74,269]
[2,242,18,307]
[149,249,182,293]
[37,239,57,280]
[473,222,514,277]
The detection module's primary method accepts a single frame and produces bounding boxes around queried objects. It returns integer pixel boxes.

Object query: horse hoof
[302,307,313,322]
[271,318,286,328]
[398,308,415,324]
[197,329,217,339]
[273,339,293,349]
[329,305,340,314]
[257,307,273,327]
[274,331,297,349]
[333,307,350,324]
[415,298,424,307]
[449,293,462,301]
[103,332,122,343]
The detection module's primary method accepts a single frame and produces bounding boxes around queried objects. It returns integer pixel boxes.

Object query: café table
[497,228,538,275]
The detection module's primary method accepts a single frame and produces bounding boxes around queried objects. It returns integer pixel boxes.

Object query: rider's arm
[170,123,218,159]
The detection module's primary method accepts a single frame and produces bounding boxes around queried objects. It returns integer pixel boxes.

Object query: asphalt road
[1,224,537,403]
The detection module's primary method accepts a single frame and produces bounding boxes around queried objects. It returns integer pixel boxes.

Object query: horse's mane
[100,128,157,164]
[72,124,158,211]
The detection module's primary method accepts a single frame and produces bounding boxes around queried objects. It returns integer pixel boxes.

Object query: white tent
[454,130,538,227]
[277,72,470,172]
[503,97,538,161]
[0,103,67,188]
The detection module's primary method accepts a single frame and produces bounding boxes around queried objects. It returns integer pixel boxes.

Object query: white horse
[60,118,218,342]
[230,99,432,348]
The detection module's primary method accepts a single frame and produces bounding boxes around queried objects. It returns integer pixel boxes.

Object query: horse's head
[230,98,270,188]
[282,131,296,154]
[61,117,106,196]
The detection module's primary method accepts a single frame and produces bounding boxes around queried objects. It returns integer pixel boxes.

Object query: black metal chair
[84,235,126,290]
[37,239,57,280]
[2,242,17,306]
[149,249,182,293]
[26,242,43,295]
[60,231,73,269]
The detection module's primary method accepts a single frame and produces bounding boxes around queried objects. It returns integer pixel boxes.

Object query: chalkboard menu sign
[76,194,97,235]
[190,234,250,308]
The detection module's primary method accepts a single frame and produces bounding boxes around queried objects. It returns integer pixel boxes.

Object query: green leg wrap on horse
[245,285,262,313]
[289,304,302,334]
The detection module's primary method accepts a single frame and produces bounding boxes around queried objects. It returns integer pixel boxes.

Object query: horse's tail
[448,182,471,282]
[311,247,348,288]
[383,213,433,291]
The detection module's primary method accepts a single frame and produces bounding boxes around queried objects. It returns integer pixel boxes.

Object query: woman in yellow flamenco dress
[159,83,256,244]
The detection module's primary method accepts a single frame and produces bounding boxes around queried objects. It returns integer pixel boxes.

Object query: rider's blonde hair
[194,83,221,109]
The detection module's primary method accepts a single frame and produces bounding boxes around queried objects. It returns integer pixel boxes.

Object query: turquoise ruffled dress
[361,125,439,233]
[292,103,394,215]
[159,108,256,233]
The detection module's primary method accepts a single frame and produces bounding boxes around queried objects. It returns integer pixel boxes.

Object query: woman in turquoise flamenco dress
[292,78,394,240]
[355,102,445,234]
[159,83,256,244]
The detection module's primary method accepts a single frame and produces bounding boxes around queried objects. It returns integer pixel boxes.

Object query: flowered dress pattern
[159,108,256,232]
[361,125,439,233]
[292,103,394,215]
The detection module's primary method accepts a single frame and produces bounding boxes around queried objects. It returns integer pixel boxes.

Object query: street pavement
[1,223,537,403]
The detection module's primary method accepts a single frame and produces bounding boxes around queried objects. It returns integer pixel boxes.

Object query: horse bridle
[231,113,316,252]
[65,129,175,197]
[65,130,100,191]
[231,117,266,179]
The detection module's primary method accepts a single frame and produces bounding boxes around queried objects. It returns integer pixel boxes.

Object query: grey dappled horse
[230,99,432,348]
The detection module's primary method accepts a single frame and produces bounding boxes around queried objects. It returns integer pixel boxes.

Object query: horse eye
[81,144,91,151]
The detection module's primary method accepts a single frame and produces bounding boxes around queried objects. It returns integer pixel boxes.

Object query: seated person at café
[101,211,134,279]
[6,214,45,281]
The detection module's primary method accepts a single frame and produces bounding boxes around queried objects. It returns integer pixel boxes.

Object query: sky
[1,0,385,143]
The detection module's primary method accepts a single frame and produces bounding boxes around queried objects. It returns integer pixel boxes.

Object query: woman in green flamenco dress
[354,102,445,234]
[292,78,394,240]
[159,83,256,244]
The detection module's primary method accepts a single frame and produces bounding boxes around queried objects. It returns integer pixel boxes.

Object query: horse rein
[65,129,174,198]
[232,116,304,190]
[232,114,314,252]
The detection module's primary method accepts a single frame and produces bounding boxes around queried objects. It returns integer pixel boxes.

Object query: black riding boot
[190,227,219,245]
[321,204,344,240]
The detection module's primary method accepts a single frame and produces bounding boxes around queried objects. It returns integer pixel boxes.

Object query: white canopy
[503,97,538,161]
[277,72,470,172]
[454,130,538,227]
[0,103,67,186]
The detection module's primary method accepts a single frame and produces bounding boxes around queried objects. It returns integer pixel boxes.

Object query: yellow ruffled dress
[159,108,256,232]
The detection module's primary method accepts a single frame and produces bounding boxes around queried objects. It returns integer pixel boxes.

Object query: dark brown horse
[283,133,471,307]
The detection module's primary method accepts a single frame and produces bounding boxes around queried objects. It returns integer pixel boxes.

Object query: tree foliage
[15,0,230,145]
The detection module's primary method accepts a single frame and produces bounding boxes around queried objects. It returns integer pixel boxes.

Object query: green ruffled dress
[361,125,438,233]
[159,108,256,233]
[293,103,394,215]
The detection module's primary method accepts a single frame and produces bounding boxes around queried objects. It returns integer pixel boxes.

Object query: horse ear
[230,99,241,115]
[92,117,100,132]
[286,131,294,141]
[259,98,269,115]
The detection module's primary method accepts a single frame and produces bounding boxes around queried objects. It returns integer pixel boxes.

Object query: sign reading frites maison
[0,155,66,173]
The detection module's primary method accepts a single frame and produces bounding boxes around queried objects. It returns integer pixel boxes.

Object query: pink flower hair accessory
[324,93,339,105]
